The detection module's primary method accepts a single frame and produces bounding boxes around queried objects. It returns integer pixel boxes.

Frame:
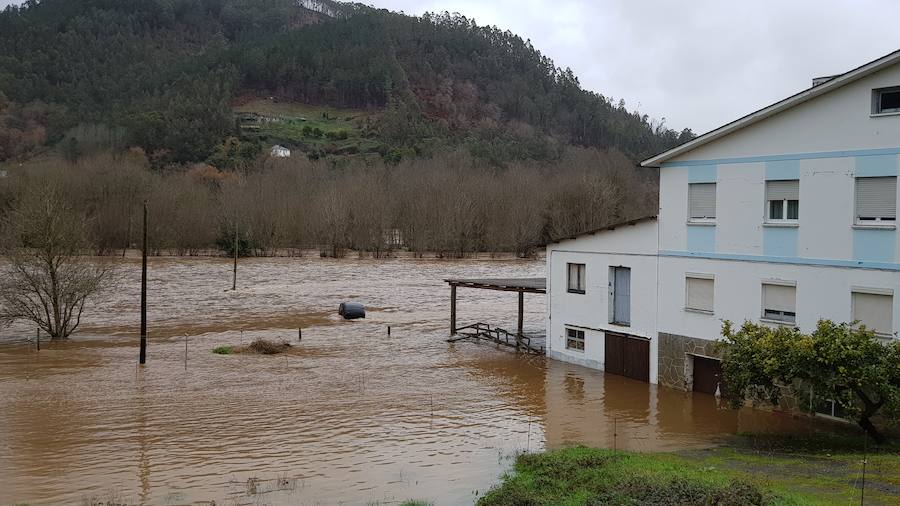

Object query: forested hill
[0,0,694,166]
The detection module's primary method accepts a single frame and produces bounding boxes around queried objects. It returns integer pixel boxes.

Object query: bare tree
[0,185,117,339]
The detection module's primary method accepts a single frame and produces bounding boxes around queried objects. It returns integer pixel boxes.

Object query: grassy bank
[477,434,900,505]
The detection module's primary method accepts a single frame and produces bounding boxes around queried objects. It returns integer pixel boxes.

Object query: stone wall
[657,332,723,390]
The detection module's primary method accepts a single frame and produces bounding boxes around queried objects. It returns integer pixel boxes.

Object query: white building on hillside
[271,144,291,158]
[546,50,900,396]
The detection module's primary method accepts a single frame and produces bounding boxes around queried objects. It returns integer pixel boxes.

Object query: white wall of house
[654,59,900,345]
[667,63,900,161]
[659,156,900,263]
[658,256,900,341]
[546,220,660,383]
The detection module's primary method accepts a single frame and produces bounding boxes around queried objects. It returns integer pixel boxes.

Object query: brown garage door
[692,355,723,395]
[605,332,649,383]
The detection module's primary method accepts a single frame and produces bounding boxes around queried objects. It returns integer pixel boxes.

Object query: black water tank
[339,302,366,320]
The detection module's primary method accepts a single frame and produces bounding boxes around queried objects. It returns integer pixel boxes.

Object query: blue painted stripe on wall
[688,165,717,183]
[660,146,900,167]
[763,227,798,257]
[686,225,716,252]
[853,228,896,263]
[659,250,900,271]
[855,154,898,177]
[765,160,800,180]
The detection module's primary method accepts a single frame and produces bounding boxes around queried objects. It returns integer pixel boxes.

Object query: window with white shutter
[852,290,893,336]
[762,282,796,324]
[685,275,714,313]
[688,183,716,221]
[855,176,897,223]
[766,180,800,222]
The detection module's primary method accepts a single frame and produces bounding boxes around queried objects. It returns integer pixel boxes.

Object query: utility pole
[139,202,147,365]
[232,220,238,291]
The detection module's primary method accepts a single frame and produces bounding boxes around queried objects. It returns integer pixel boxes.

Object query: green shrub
[212,346,234,355]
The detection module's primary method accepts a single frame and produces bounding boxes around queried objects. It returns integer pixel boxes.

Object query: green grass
[477,435,900,506]
[212,346,234,355]
[477,447,777,506]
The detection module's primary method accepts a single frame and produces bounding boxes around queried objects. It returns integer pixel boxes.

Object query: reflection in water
[0,257,838,505]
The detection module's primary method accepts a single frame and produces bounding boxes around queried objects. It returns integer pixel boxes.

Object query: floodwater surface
[0,257,837,505]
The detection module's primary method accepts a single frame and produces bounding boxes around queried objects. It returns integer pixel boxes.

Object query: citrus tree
[720,320,900,443]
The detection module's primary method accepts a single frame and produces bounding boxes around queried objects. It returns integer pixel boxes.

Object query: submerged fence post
[139,201,147,365]
[232,221,238,291]
[613,417,617,451]
[450,284,457,335]
[36,326,40,351]
[298,328,302,342]
[861,432,868,506]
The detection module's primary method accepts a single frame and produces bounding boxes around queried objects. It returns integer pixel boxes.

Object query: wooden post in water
[232,221,238,291]
[517,290,524,335]
[298,328,302,342]
[139,202,147,365]
[516,290,524,351]
[450,284,457,335]
[36,326,40,351]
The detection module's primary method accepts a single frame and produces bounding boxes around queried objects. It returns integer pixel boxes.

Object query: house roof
[641,49,900,168]
[543,215,657,245]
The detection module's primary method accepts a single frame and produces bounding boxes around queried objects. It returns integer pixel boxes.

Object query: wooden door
[692,355,723,395]
[605,333,648,382]
[622,337,649,383]
[604,333,624,376]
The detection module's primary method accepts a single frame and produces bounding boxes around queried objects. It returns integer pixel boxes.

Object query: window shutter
[686,277,714,311]
[766,180,799,201]
[763,284,795,313]
[855,176,897,219]
[689,183,717,219]
[852,292,893,335]
[578,265,585,291]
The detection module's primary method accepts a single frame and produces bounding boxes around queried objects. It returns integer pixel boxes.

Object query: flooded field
[0,257,838,505]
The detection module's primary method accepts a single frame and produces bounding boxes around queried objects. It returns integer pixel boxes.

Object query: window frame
[872,86,900,115]
[851,287,894,338]
[761,281,797,326]
[813,397,849,421]
[854,176,897,225]
[567,263,586,294]
[684,273,715,314]
[765,179,800,224]
[687,182,717,224]
[565,327,585,352]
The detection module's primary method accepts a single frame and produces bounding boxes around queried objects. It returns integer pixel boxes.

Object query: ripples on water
[0,257,828,505]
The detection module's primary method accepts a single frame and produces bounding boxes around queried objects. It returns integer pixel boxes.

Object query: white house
[270,144,291,158]
[546,50,900,396]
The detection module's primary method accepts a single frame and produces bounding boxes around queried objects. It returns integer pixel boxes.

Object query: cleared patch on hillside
[233,99,383,158]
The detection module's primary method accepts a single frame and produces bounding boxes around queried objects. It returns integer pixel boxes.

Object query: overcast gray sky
[3,0,899,133]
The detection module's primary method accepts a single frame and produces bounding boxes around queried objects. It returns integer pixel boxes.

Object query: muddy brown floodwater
[0,257,840,505]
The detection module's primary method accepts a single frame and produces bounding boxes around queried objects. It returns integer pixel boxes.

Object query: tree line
[0,147,657,258]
